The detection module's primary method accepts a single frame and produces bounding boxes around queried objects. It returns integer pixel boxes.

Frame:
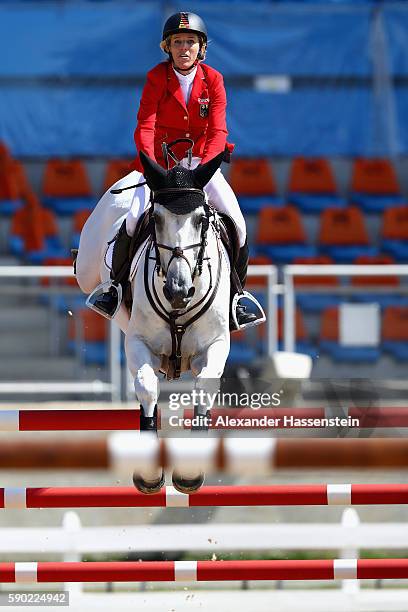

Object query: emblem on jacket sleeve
[198,97,210,118]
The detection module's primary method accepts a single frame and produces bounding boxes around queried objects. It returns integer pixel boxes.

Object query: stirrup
[231,290,266,330]
[86,280,122,321]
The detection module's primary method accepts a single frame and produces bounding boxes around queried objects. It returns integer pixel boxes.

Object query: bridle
[140,137,224,380]
[151,190,210,281]
[144,195,222,381]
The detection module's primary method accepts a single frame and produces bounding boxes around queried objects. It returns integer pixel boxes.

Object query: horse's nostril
[187,287,195,298]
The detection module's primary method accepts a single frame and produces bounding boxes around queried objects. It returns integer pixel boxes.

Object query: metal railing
[283,264,408,353]
[0,265,277,400]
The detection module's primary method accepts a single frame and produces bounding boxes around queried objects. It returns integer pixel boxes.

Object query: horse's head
[140,150,224,310]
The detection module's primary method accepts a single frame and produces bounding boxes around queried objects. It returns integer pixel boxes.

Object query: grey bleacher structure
[1,157,408,391]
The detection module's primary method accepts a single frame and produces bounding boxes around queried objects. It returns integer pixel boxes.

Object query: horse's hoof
[132,469,165,494]
[140,404,158,433]
[172,471,205,493]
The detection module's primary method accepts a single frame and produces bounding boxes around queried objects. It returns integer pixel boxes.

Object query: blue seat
[382,341,408,361]
[320,340,380,362]
[350,193,405,214]
[43,196,95,215]
[289,194,346,214]
[0,198,23,216]
[238,195,284,214]
[320,245,378,263]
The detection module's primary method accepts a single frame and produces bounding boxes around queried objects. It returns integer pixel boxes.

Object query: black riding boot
[230,240,259,330]
[87,220,132,319]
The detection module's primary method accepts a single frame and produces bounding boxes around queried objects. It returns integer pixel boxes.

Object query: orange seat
[256,206,306,245]
[351,255,399,286]
[351,158,400,195]
[229,158,277,196]
[0,144,19,200]
[320,307,339,342]
[293,256,339,286]
[382,206,408,241]
[11,193,56,252]
[382,307,408,342]
[247,255,273,287]
[318,207,369,246]
[258,307,307,342]
[42,159,91,198]
[103,159,133,193]
[288,157,337,194]
[73,209,91,233]
[68,308,107,342]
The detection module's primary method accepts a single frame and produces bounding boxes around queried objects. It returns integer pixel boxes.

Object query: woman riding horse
[87,11,263,329]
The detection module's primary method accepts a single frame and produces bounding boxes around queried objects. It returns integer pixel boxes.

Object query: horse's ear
[139,151,167,187]
[193,151,225,189]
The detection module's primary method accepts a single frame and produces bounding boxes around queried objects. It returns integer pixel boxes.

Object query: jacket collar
[166,62,206,111]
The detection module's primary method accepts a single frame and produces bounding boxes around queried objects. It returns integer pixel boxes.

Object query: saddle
[217,212,240,273]
[123,207,154,311]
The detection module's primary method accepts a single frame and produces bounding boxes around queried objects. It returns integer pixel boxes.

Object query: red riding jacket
[134,61,232,172]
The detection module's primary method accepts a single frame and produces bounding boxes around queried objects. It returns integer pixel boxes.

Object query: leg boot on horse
[230,239,266,331]
[132,404,165,494]
[172,406,210,493]
[86,220,132,320]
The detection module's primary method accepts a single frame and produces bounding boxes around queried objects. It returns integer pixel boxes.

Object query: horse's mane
[152,165,206,215]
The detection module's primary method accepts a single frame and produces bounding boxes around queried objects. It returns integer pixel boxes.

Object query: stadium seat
[351,255,407,307]
[381,205,408,261]
[247,255,273,287]
[350,158,404,213]
[255,205,316,263]
[71,209,91,249]
[319,306,380,362]
[293,255,341,312]
[228,329,258,365]
[0,143,23,215]
[67,308,108,365]
[102,159,133,193]
[382,306,408,360]
[9,193,65,263]
[42,159,95,214]
[318,206,377,262]
[287,157,345,213]
[229,157,283,213]
[258,306,317,359]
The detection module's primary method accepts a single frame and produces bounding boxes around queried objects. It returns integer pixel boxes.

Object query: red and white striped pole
[1,559,408,583]
[0,409,142,431]
[1,484,408,509]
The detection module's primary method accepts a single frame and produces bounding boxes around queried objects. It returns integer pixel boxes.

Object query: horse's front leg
[191,337,230,417]
[172,338,230,494]
[125,334,164,494]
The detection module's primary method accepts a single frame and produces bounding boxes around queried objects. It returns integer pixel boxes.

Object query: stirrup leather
[231,290,266,330]
[86,280,123,321]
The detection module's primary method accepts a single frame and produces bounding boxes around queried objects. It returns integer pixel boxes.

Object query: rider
[88,11,263,330]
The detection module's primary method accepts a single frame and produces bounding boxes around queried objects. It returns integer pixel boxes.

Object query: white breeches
[76,158,246,295]
[126,157,247,247]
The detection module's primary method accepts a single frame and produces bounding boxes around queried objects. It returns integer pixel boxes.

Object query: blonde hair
[160,34,207,61]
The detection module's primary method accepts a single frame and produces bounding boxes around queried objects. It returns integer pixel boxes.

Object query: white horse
[77,150,231,493]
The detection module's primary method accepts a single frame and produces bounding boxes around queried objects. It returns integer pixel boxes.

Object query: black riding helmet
[162,12,207,42]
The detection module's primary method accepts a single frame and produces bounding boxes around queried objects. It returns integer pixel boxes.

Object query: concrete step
[0,306,49,330]
[0,357,80,381]
[0,329,53,357]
